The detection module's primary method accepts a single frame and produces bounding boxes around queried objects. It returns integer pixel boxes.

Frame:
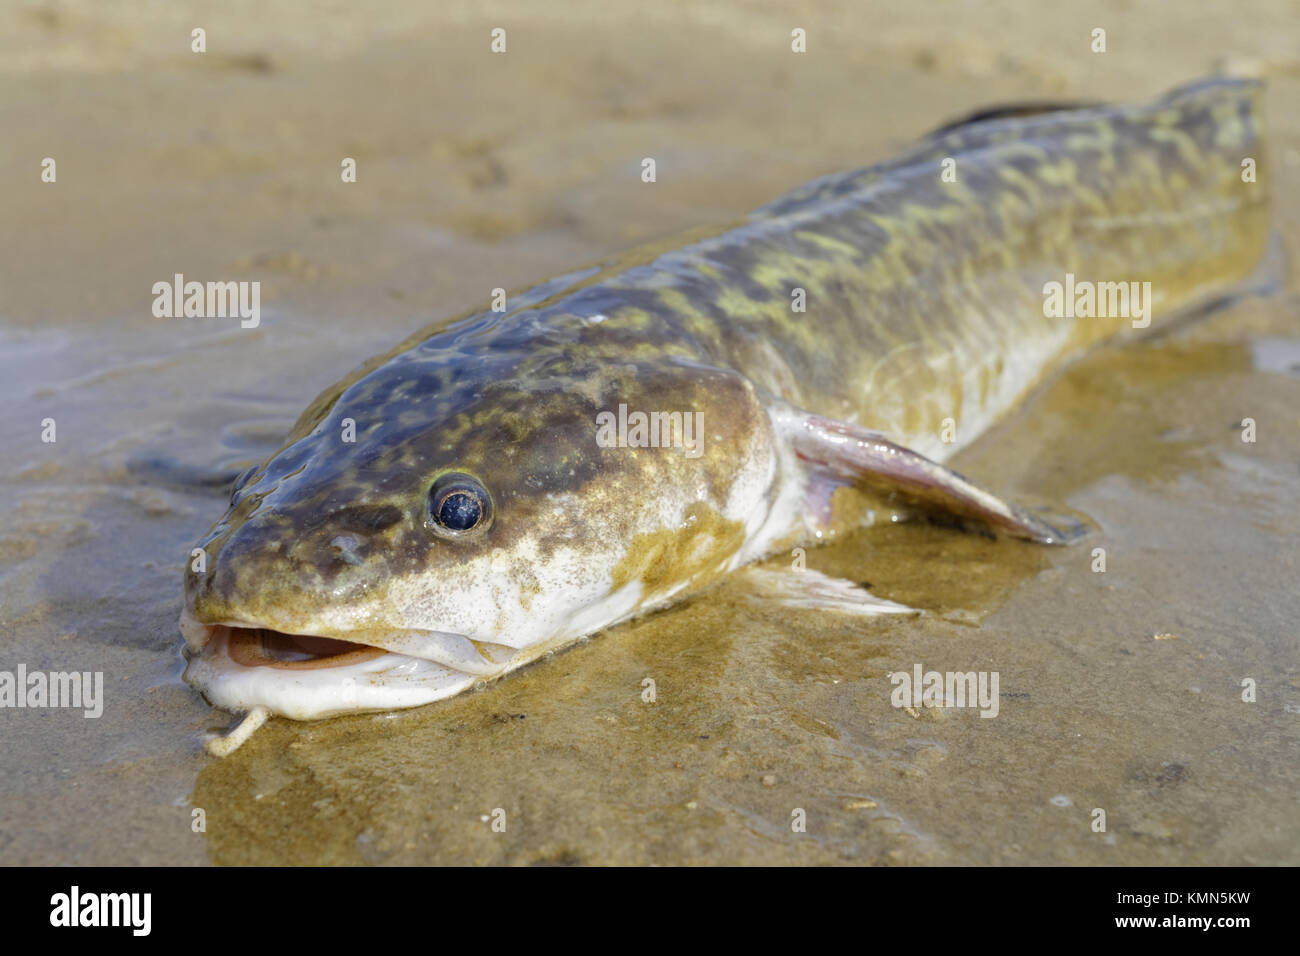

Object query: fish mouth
[179,610,517,720]
[220,627,390,670]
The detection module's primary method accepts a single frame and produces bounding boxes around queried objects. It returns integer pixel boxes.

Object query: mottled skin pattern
[185,79,1269,685]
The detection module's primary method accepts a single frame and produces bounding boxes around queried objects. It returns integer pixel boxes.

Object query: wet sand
[1,0,1297,864]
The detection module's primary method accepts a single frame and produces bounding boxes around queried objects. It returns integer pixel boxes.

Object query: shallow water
[1,1,1297,865]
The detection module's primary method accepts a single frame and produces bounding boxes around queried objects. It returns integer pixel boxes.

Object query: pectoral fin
[736,566,917,616]
[779,409,1081,544]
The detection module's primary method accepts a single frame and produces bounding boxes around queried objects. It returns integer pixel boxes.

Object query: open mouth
[179,610,518,723]
[180,612,514,675]
[220,627,388,670]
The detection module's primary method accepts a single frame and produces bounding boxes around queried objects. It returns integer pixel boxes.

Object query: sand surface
[1,0,1297,864]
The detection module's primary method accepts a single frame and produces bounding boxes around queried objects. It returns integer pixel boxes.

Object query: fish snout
[295,502,406,572]
[188,505,404,621]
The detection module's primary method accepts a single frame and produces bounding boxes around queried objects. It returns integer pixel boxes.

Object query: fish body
[182,78,1271,735]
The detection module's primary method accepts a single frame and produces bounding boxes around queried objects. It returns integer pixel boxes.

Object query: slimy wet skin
[182,78,1271,751]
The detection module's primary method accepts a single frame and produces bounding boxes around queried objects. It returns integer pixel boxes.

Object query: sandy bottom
[0,0,1297,864]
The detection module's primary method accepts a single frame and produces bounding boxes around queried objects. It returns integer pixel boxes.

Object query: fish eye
[427,473,492,536]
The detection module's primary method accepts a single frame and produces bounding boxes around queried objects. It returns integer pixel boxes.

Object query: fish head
[182,330,783,719]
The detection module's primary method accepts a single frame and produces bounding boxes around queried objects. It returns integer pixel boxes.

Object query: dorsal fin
[752,77,1260,220]
[750,99,1103,219]
[923,100,1100,137]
